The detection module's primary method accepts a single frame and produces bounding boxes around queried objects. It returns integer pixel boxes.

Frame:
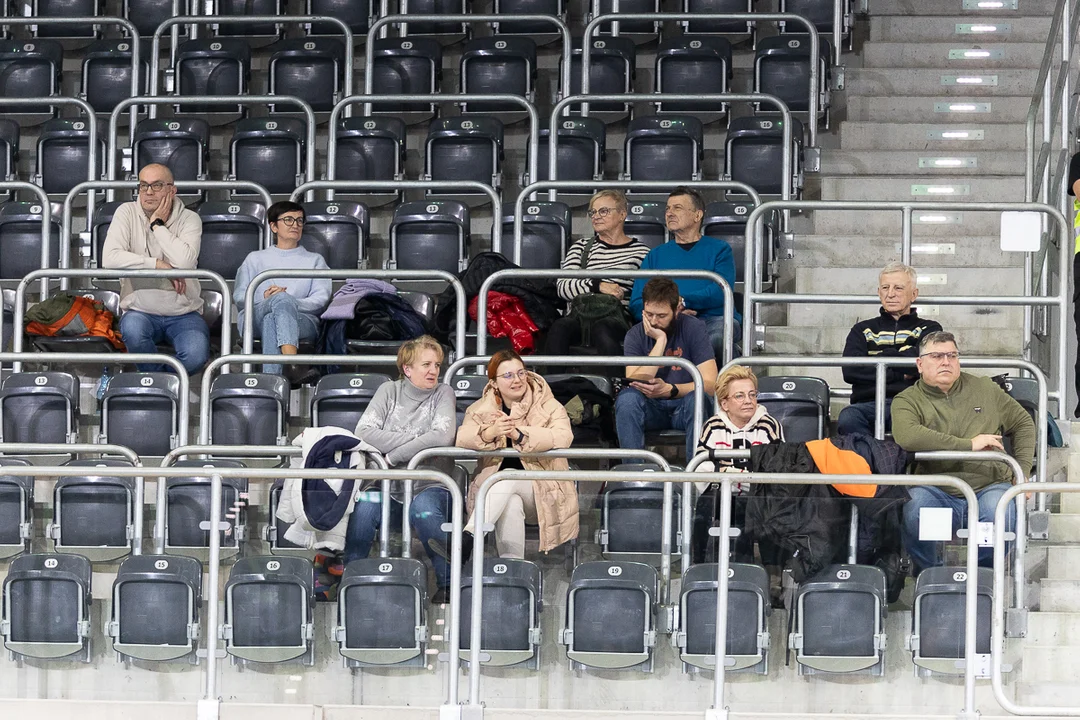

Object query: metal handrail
[473,268,736,365]
[582,12,822,146]
[0,181,52,300]
[1025,0,1077,205]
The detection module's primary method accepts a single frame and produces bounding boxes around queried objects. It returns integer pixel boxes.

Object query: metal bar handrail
[0,181,51,300]
[1024,0,1076,201]
[290,178,503,253]
[240,267,468,358]
[474,268,736,365]
[547,93,792,204]
[581,12,821,146]
[13,267,233,366]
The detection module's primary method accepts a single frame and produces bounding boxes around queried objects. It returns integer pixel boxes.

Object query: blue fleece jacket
[628,236,740,323]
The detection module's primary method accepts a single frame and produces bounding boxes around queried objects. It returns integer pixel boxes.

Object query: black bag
[346,292,426,341]
[565,237,632,345]
[547,375,617,445]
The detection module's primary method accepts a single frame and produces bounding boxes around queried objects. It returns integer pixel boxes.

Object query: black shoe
[428,532,474,563]
[284,364,319,389]
[431,587,449,605]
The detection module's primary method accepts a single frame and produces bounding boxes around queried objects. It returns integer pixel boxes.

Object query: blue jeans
[837,400,892,437]
[901,482,1016,573]
[700,314,741,360]
[119,310,210,374]
[615,388,700,464]
[343,487,451,588]
[250,292,320,375]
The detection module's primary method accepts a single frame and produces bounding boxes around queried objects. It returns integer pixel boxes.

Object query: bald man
[102,163,209,374]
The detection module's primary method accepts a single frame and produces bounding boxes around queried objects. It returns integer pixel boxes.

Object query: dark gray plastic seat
[230,117,307,195]
[174,38,251,115]
[560,560,658,670]
[0,201,62,280]
[334,116,407,196]
[501,201,571,270]
[389,199,470,273]
[91,201,123,266]
[81,39,149,114]
[493,0,564,36]
[29,0,101,38]
[311,373,393,431]
[623,115,704,183]
[791,563,887,675]
[677,562,771,672]
[208,373,290,446]
[335,557,428,666]
[100,372,180,456]
[683,0,753,36]
[0,371,79,444]
[597,463,683,564]
[35,118,106,195]
[300,201,369,270]
[224,556,314,664]
[623,201,668,249]
[460,36,537,114]
[197,201,267,280]
[132,118,210,190]
[655,36,732,119]
[562,36,635,118]
[424,116,504,195]
[781,0,852,38]
[2,553,92,660]
[0,458,32,559]
[754,34,831,116]
[0,39,62,117]
[590,0,660,39]
[725,115,805,198]
[1002,376,1039,424]
[268,38,344,113]
[756,375,830,442]
[0,119,18,182]
[266,479,307,555]
[125,0,191,37]
[163,459,249,561]
[702,201,777,285]
[525,117,605,190]
[910,566,992,676]
[459,558,543,667]
[369,37,442,120]
[397,0,468,37]
[49,458,136,562]
[306,0,372,35]
[108,554,203,661]
[214,0,282,37]
[451,374,488,424]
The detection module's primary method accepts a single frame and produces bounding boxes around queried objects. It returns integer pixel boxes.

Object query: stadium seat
[589,0,660,40]
[368,37,442,121]
[755,375,829,443]
[0,458,32,560]
[424,116,504,199]
[781,0,853,45]
[224,556,314,664]
[725,115,804,197]
[333,116,407,203]
[388,199,470,273]
[702,201,775,284]
[655,35,732,122]
[162,459,248,561]
[451,373,488,424]
[213,0,283,38]
[131,118,210,191]
[268,38,345,113]
[306,0,372,35]
[397,0,468,39]
[34,118,105,195]
[0,39,62,119]
[336,558,429,666]
[683,0,754,37]
[173,38,251,115]
[460,36,537,116]
[791,564,888,675]
[266,479,307,555]
[90,200,123,267]
[460,558,543,667]
[300,201,369,269]
[622,115,704,185]
[197,201,267,280]
[560,560,658,670]
[0,201,62,280]
[561,35,635,120]
[310,373,393,431]
[677,562,771,673]
[0,119,17,181]
[125,0,190,38]
[0,371,79,445]
[909,566,992,677]
[81,39,149,115]
[229,117,307,195]
[1002,376,1039,425]
[754,34,831,121]
[100,372,181,457]
[108,554,203,661]
[48,458,136,562]
[208,373,290,446]
[493,0,564,38]
[502,201,571,270]
[612,202,666,252]
[28,0,101,39]
[1,553,92,661]
[596,463,683,564]
[523,117,605,194]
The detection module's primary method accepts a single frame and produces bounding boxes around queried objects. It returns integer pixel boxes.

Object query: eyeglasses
[920,351,960,362]
[275,216,305,227]
[138,181,173,193]
[586,206,617,219]
[727,391,758,402]
[498,369,528,380]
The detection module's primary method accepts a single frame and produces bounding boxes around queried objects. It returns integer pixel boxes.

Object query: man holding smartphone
[615,277,718,462]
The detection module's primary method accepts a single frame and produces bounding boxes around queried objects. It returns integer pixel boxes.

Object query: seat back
[683,0,753,34]
[655,36,732,115]
[230,117,306,195]
[599,463,682,562]
[389,199,470,273]
[174,38,251,114]
[209,372,290,446]
[493,0,564,35]
[197,201,267,280]
[132,118,211,189]
[125,0,191,37]
[460,557,543,667]
[36,118,105,194]
[451,374,489,424]
[267,479,308,554]
[306,0,372,34]
[163,459,249,560]
[702,201,775,284]
[334,116,407,184]
[300,201,369,270]
[101,372,180,456]
[2,552,92,659]
[81,39,149,114]
[460,36,537,113]
[725,115,804,197]
[394,0,468,36]
[562,560,658,670]
[0,458,32,559]
[755,375,829,442]
[0,118,18,182]
[369,37,442,116]
[225,555,314,663]
[591,0,659,36]
[0,201,63,280]
[31,0,102,38]
[794,563,887,674]
[425,116,505,190]
[213,0,283,36]
[625,115,704,182]
[501,201,571,270]
[0,370,79,444]
[268,37,344,112]
[110,553,203,661]
[679,562,771,672]
[0,39,62,115]
[623,201,668,249]
[311,373,393,431]
[911,566,992,675]
[336,557,428,666]
[531,117,605,185]
[781,0,850,34]
[1002,376,1039,423]
[754,35,830,114]
[52,458,136,561]
[563,36,635,115]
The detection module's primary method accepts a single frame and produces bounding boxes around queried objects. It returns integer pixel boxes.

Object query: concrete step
[870,0,1060,15]
[1025,611,1080,646]
[1046,547,1080,581]
[765,321,1024,356]
[1016,682,1080,707]
[1063,492,1080,513]
[846,67,1039,97]
[869,16,1054,42]
[1048,514,1080,543]
[862,42,1052,69]
[1021,646,1080,683]
[820,175,1026,202]
[810,206,1024,236]
[793,234,1021,268]
[793,265,1025,297]
[821,149,1027,176]
[839,121,1031,151]
[846,95,1034,123]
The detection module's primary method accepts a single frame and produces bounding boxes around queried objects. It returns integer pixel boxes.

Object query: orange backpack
[25,293,126,351]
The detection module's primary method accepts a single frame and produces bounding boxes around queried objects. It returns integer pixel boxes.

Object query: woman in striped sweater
[544,189,650,359]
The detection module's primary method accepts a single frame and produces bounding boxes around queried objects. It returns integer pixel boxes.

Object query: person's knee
[174,331,210,374]
[119,312,155,344]
[837,405,868,436]
[266,290,299,312]
[410,489,448,528]
[615,387,647,415]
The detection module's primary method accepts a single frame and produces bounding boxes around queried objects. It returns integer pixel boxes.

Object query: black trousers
[1073,253,1080,416]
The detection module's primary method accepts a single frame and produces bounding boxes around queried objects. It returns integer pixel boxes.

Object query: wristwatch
[150,218,166,230]
[668,383,679,399]
[516,429,525,444]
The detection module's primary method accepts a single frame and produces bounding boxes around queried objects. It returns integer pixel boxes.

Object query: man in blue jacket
[629,186,739,360]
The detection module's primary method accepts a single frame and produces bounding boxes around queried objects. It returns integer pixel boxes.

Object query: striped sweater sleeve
[556,238,651,302]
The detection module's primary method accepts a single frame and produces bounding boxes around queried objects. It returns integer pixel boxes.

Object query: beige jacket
[457,372,579,552]
[101,197,204,316]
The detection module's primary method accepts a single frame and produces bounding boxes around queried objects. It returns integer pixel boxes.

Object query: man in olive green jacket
[891,331,1035,573]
